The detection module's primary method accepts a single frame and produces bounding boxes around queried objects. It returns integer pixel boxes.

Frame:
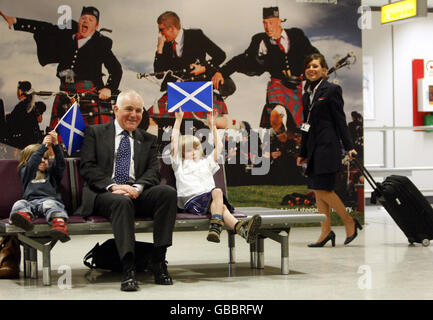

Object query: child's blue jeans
[10,197,68,224]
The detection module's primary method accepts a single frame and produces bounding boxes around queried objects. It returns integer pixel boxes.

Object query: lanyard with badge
[301,79,323,133]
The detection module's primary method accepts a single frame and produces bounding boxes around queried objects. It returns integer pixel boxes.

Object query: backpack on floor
[83,238,154,272]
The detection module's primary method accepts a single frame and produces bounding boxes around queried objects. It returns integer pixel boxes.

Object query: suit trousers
[94,185,177,260]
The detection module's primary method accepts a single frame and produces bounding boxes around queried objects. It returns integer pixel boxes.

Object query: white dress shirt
[258,29,290,56]
[73,34,92,49]
[173,28,184,57]
[170,154,220,205]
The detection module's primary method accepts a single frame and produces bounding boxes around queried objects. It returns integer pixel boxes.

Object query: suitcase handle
[352,157,381,193]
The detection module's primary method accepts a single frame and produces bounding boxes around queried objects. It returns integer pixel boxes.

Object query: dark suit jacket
[14,18,122,91]
[220,28,318,80]
[74,122,160,217]
[153,28,226,91]
[299,80,354,175]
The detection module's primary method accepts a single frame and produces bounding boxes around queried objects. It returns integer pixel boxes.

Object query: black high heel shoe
[344,218,363,245]
[308,231,336,247]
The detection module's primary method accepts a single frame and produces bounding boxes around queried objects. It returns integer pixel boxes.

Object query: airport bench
[0,157,325,285]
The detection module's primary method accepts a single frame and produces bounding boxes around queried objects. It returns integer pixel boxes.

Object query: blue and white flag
[57,102,86,155]
[167,81,213,112]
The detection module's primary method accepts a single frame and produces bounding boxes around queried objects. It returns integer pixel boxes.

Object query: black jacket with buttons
[14,18,122,91]
[299,80,354,175]
[153,28,226,91]
[220,28,318,82]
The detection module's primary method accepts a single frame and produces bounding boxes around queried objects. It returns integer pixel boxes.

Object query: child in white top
[171,109,261,243]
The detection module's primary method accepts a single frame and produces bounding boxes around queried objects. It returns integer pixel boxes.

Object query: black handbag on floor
[83,238,154,272]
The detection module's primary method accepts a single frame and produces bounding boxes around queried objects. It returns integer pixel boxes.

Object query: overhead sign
[381,0,427,24]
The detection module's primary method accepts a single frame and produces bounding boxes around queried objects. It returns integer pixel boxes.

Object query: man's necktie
[276,37,286,53]
[114,130,131,185]
[75,32,84,40]
[172,41,178,57]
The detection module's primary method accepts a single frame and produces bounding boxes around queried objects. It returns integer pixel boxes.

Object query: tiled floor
[1,205,432,300]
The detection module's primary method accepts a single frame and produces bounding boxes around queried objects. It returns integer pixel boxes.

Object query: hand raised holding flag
[206,108,218,128]
[47,130,59,145]
[175,107,184,120]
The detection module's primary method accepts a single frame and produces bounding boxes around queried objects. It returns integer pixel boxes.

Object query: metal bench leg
[257,237,264,269]
[228,231,236,264]
[29,247,38,279]
[23,244,31,278]
[17,235,57,285]
[250,241,258,269]
[42,247,51,286]
[280,231,289,275]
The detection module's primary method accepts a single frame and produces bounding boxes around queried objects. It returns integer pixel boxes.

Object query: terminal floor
[1,205,432,300]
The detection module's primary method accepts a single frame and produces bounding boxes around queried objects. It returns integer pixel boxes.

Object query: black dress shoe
[121,268,139,292]
[344,218,363,245]
[151,261,173,285]
[308,231,336,247]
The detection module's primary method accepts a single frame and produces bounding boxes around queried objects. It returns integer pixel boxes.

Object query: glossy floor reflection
[1,205,433,300]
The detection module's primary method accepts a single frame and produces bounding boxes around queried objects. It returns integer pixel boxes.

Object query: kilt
[260,78,303,129]
[49,80,114,130]
[147,93,228,120]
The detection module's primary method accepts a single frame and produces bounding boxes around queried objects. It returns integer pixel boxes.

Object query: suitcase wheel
[422,239,430,247]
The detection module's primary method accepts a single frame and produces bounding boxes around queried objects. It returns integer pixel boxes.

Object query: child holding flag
[170,108,261,243]
[9,131,70,242]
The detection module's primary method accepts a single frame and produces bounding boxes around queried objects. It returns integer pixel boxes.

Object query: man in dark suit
[76,89,177,291]
[0,6,122,128]
[212,6,318,137]
[148,11,228,148]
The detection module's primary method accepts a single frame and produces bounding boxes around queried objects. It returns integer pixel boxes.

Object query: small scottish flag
[57,102,86,155]
[167,81,213,112]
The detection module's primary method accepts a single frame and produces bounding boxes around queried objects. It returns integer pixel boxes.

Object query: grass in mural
[227,185,309,208]
[227,185,364,227]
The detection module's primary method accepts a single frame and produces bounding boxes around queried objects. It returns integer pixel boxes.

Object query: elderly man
[0,6,123,128]
[212,6,319,138]
[149,11,228,143]
[76,89,177,292]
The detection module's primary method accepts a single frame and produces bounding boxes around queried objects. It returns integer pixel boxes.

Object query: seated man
[75,89,177,292]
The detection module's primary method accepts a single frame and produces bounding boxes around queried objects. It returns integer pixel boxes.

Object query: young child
[9,131,70,242]
[170,109,261,243]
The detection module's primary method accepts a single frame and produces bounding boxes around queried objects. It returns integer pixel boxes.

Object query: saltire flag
[167,81,213,112]
[57,102,86,155]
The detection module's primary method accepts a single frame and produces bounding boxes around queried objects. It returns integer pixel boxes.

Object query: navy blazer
[74,122,160,216]
[299,80,354,175]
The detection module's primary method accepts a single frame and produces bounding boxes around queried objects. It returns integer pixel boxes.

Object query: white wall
[363,11,433,196]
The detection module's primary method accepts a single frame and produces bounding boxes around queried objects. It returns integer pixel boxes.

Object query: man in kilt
[150,11,228,152]
[0,6,122,130]
[212,6,319,139]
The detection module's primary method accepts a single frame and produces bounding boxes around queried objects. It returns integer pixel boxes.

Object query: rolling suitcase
[354,158,433,246]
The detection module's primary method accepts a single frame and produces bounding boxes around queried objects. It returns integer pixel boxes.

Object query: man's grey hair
[115,89,144,109]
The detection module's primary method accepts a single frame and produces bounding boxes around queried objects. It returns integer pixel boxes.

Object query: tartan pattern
[49,81,114,130]
[262,78,304,128]
[147,93,228,119]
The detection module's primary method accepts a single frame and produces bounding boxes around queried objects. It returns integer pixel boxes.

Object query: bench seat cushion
[0,216,87,225]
